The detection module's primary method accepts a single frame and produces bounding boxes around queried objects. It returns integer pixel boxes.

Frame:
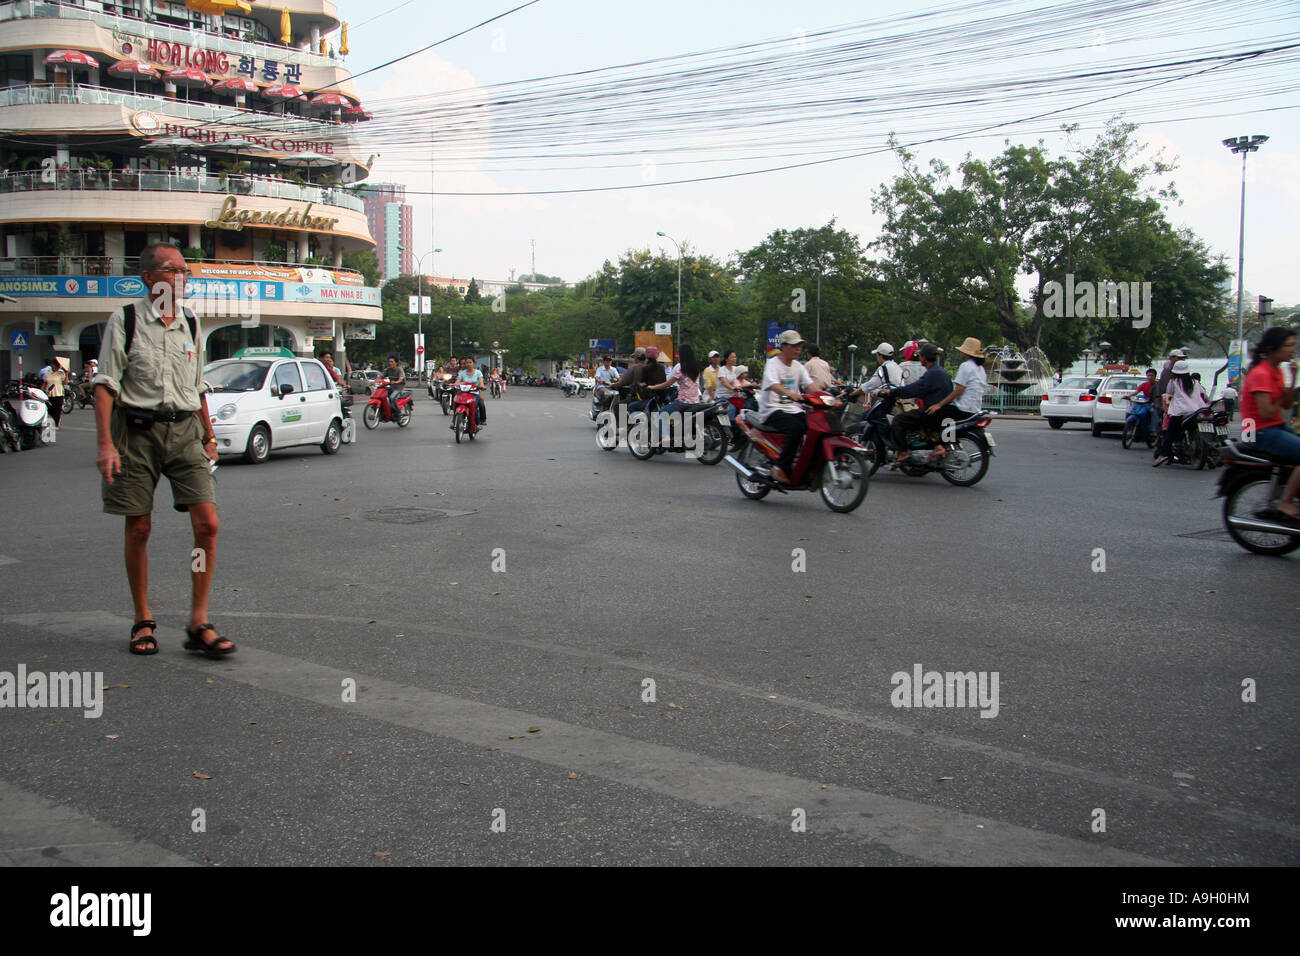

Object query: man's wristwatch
[204,436,217,445]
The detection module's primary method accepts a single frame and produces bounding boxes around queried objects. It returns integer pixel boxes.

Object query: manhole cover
[1177,528,1233,541]
[363,507,477,524]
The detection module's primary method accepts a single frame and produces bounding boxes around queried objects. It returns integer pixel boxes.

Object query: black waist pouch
[121,407,156,429]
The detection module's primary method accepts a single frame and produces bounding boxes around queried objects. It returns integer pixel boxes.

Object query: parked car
[1040,376,1102,429]
[348,369,380,395]
[205,349,346,463]
[1090,374,1147,436]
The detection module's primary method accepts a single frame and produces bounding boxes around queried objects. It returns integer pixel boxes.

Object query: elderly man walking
[93,244,234,659]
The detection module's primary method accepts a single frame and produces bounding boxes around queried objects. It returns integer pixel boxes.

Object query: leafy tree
[341,249,379,287]
[464,278,482,305]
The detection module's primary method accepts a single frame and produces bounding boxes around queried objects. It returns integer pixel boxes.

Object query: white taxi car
[204,347,346,464]
[1040,376,1102,430]
[1090,374,1148,437]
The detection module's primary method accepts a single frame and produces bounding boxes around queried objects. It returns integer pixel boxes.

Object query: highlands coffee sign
[134,115,339,155]
[205,196,340,233]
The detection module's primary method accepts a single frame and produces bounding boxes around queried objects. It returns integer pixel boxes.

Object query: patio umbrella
[340,106,373,123]
[262,83,304,101]
[164,66,210,103]
[108,58,159,94]
[280,8,291,45]
[279,150,335,184]
[340,22,350,56]
[142,135,205,170]
[213,76,259,107]
[309,92,352,109]
[44,49,98,69]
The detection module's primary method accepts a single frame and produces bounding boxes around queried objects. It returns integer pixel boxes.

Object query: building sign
[36,319,63,336]
[0,277,106,298]
[116,30,307,86]
[158,123,338,155]
[345,323,376,340]
[205,196,341,233]
[0,275,378,307]
[189,263,362,285]
[306,319,334,336]
[285,285,380,307]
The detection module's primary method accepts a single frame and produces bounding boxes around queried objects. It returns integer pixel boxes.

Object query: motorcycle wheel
[857,432,885,476]
[627,413,655,461]
[735,441,772,500]
[940,433,991,487]
[1222,473,1300,556]
[696,423,728,466]
[1121,420,1136,449]
[595,411,620,451]
[1146,429,1156,449]
[1194,432,1211,470]
[453,411,465,443]
[363,404,380,429]
[62,394,74,415]
[440,394,451,416]
[820,448,869,513]
[396,404,412,428]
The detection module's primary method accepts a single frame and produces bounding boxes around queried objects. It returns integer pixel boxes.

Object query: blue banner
[766,321,799,349]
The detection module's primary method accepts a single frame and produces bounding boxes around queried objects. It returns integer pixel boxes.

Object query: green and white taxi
[204,347,346,464]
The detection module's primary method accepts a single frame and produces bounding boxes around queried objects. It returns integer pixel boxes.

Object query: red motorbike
[363,378,413,429]
[451,382,483,442]
[724,391,870,512]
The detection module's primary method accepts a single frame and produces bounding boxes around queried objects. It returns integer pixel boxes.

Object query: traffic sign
[9,331,29,350]
[416,345,425,355]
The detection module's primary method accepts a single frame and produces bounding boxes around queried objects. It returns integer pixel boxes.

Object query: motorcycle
[561,377,581,398]
[1216,440,1300,556]
[1194,402,1231,469]
[2,383,54,449]
[363,378,413,429]
[724,391,870,512]
[451,382,484,442]
[625,393,731,466]
[339,389,356,444]
[844,395,995,486]
[1155,409,1216,469]
[1121,394,1156,449]
[489,377,503,399]
[438,375,456,416]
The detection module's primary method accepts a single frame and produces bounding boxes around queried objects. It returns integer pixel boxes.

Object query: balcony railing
[0,256,365,279]
[0,82,355,132]
[0,0,338,68]
[0,167,365,212]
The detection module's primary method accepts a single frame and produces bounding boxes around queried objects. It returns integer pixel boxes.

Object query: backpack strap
[122,303,136,355]
[182,307,197,344]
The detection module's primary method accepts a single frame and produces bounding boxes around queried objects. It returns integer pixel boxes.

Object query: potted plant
[182,246,206,263]
[262,241,287,264]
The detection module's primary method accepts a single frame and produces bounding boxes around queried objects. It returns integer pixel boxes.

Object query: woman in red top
[1242,327,1299,519]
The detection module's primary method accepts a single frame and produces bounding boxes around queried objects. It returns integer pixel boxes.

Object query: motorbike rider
[926,337,988,426]
[457,356,487,427]
[703,351,722,401]
[595,355,619,389]
[880,343,953,464]
[759,330,814,486]
[1153,360,1207,466]
[645,343,703,442]
[1239,326,1299,518]
[847,343,903,406]
[384,355,406,420]
[627,346,666,413]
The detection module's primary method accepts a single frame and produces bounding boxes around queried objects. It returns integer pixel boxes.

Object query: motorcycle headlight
[217,404,238,421]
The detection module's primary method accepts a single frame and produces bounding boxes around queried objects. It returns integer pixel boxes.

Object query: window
[272,362,302,395]
[302,361,330,391]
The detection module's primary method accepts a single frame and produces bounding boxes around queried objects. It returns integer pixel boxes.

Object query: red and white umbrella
[262,83,304,100]
[45,49,98,69]
[340,106,374,122]
[164,67,210,88]
[108,59,159,79]
[213,77,259,95]
[308,92,352,109]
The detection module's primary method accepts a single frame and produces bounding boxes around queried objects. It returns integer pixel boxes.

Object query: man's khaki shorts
[102,412,215,516]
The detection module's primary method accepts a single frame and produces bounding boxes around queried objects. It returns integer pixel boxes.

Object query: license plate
[1215,426,1228,436]
[984,433,996,447]
[1051,393,1066,402]
[1198,422,1214,433]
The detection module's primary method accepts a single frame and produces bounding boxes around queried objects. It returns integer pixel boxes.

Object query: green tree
[464,277,482,305]
[341,249,379,287]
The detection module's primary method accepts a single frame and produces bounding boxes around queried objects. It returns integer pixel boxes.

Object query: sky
[337,0,1300,307]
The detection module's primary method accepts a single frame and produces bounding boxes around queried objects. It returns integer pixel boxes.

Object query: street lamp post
[398,244,442,372]
[1222,134,1268,366]
[1083,349,1095,376]
[656,231,682,357]
[848,343,858,383]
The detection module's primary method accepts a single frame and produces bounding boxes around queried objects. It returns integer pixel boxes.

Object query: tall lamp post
[656,230,682,357]
[1222,134,1268,369]
[1083,349,1095,376]
[398,244,442,372]
[848,343,858,383]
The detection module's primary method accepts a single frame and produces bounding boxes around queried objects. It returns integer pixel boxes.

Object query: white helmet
[873,342,895,357]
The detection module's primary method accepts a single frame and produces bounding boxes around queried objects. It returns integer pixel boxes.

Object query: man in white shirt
[759,330,814,485]
[851,343,903,403]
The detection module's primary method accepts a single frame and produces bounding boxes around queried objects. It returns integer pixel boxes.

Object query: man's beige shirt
[805,356,833,391]
[92,296,206,411]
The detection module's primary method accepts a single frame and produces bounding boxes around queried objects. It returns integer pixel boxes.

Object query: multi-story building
[358,182,410,282]
[0,0,382,381]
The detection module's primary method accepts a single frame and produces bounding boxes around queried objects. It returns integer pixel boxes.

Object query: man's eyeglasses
[147,266,186,275]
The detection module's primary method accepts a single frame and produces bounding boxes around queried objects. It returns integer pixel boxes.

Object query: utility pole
[530,238,536,283]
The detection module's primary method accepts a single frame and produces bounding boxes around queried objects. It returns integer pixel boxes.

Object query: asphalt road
[0,388,1294,866]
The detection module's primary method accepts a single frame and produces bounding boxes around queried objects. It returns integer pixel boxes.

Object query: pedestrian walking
[43,358,67,428]
[92,244,234,659]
